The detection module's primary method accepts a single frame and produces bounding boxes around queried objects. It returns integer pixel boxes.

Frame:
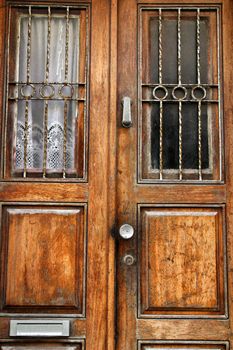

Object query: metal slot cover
[10,320,70,337]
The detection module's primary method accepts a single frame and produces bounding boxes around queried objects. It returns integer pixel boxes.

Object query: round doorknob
[119,224,134,240]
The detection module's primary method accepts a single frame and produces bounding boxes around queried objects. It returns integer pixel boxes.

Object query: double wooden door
[0,0,232,349]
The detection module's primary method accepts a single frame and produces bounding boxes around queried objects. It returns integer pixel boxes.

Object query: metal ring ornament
[20,84,36,99]
[191,85,207,101]
[39,84,55,99]
[59,84,74,99]
[152,85,168,101]
[172,85,187,100]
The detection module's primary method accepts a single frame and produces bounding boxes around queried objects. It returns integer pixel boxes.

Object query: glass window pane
[139,7,222,182]
[6,5,89,180]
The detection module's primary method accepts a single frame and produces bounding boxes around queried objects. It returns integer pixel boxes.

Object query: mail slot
[10,320,70,337]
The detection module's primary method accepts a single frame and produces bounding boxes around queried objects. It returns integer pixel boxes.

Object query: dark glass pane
[149,13,209,170]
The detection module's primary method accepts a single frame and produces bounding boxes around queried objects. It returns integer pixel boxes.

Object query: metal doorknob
[119,224,134,239]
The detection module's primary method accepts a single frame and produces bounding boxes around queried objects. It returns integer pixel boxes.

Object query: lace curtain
[15,14,79,171]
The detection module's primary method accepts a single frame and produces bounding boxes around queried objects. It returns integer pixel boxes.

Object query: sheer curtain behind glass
[15,14,79,172]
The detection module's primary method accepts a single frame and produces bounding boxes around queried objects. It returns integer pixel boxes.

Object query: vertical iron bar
[159,100,163,180]
[45,6,51,85]
[178,100,182,180]
[197,8,201,85]
[198,100,202,180]
[177,8,182,86]
[43,6,51,178]
[43,101,49,178]
[26,6,32,85]
[64,6,70,83]
[63,101,68,178]
[23,5,32,178]
[23,100,29,178]
[158,9,163,85]
[63,6,70,178]
[177,8,182,180]
[158,8,163,180]
[197,8,202,180]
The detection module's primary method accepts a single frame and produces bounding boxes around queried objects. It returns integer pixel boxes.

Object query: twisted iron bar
[158,8,163,85]
[197,8,201,85]
[43,6,51,178]
[159,100,163,180]
[197,8,202,180]
[178,101,183,180]
[158,9,164,179]
[178,8,182,179]
[23,6,32,178]
[63,6,70,178]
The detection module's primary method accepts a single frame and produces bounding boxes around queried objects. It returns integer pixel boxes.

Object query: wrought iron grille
[139,7,222,182]
[7,5,89,179]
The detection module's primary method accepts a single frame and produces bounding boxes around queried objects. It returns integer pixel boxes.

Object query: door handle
[119,224,134,239]
[122,96,132,127]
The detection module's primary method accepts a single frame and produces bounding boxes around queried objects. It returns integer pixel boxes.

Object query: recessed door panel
[0,340,85,350]
[0,204,86,315]
[138,206,226,317]
[138,342,229,350]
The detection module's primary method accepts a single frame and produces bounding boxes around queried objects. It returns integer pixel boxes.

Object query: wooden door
[0,0,114,349]
[0,0,233,349]
[117,0,233,349]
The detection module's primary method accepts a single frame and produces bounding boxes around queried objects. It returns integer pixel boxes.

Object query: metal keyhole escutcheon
[123,254,135,266]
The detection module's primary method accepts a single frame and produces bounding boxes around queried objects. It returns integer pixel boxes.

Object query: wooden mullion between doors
[86,0,113,349]
[107,0,118,350]
[116,0,138,349]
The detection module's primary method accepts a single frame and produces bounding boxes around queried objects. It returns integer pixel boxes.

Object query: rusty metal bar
[158,8,163,179]
[197,8,201,85]
[197,8,202,180]
[64,6,70,83]
[178,100,182,180]
[63,6,70,178]
[159,100,163,180]
[198,100,202,180]
[23,5,32,178]
[43,6,51,178]
[177,9,182,180]
[63,100,68,178]
[177,8,182,86]
[158,9,163,85]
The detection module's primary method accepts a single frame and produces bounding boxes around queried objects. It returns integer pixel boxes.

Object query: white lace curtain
[15,14,80,171]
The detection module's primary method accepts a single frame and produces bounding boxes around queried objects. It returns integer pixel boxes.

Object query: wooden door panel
[0,204,86,315]
[138,206,226,317]
[0,340,85,349]
[138,341,229,350]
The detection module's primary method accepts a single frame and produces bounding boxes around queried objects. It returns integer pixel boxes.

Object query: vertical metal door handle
[122,97,132,127]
